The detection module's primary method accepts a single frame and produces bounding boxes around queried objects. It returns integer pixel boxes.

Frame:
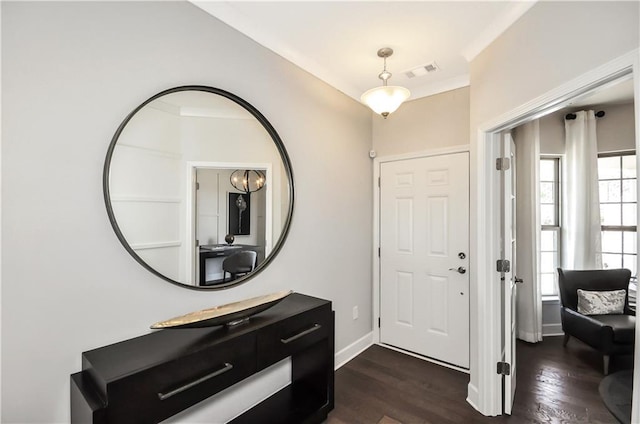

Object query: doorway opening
[474,49,639,417]
[185,161,274,286]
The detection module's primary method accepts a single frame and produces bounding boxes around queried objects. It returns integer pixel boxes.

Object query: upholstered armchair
[557,268,635,374]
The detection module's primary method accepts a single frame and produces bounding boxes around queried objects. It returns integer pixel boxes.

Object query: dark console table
[70,293,334,423]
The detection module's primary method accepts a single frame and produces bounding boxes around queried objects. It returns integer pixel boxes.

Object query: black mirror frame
[103,86,295,290]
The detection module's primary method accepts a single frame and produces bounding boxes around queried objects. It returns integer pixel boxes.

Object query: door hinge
[497,361,511,376]
[496,259,511,273]
[378,247,381,257]
[196,182,200,190]
[195,239,200,247]
[378,317,381,328]
[378,177,381,188]
[496,157,511,171]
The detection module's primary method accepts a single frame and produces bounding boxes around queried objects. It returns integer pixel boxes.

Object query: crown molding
[461,1,537,62]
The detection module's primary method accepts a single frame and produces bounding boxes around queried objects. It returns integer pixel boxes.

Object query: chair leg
[603,355,610,375]
[563,333,570,347]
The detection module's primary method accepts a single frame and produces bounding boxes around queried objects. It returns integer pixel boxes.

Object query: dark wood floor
[327,336,633,423]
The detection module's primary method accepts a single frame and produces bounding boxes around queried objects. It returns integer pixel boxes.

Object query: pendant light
[360,47,410,118]
[230,169,266,194]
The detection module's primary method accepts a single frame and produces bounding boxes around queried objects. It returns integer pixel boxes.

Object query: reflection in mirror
[105,87,293,289]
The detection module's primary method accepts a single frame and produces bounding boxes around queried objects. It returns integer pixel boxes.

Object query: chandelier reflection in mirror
[230,169,266,193]
[230,169,266,237]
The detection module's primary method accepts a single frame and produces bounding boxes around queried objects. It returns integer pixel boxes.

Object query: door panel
[380,152,470,368]
[502,134,517,414]
[427,196,448,255]
[396,272,414,325]
[427,274,449,334]
[396,198,414,252]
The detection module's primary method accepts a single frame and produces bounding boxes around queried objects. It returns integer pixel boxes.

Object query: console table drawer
[257,304,331,368]
[98,333,256,424]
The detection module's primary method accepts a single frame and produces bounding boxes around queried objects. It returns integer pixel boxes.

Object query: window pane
[541,229,557,251]
[599,180,621,203]
[603,253,623,269]
[624,231,637,254]
[622,155,636,178]
[540,160,556,181]
[540,182,555,204]
[541,205,556,226]
[601,204,622,225]
[540,273,557,296]
[602,231,623,253]
[623,179,637,202]
[623,254,637,275]
[541,252,556,273]
[599,156,621,179]
[623,203,637,226]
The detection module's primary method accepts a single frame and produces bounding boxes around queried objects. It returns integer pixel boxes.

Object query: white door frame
[473,49,640,417]
[185,161,273,286]
[372,145,471,350]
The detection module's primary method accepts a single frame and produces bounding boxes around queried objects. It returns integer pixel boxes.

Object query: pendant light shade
[361,47,410,118]
[360,86,411,117]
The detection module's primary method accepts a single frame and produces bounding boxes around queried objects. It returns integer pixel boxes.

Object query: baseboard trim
[377,343,470,374]
[516,330,542,343]
[543,323,563,337]
[467,382,480,411]
[335,331,374,370]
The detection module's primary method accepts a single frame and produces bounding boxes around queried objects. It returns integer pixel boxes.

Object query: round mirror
[104,86,294,289]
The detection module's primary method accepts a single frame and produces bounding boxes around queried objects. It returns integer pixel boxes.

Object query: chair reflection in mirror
[222,250,258,282]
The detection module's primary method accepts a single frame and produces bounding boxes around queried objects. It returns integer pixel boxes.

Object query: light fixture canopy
[360,47,410,118]
[230,169,266,194]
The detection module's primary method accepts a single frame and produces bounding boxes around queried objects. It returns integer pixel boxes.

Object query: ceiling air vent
[404,61,439,79]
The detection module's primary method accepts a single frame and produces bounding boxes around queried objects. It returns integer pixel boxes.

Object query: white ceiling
[192,1,537,102]
[570,77,635,108]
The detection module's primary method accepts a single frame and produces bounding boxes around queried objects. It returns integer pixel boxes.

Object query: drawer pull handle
[280,324,322,344]
[157,362,233,401]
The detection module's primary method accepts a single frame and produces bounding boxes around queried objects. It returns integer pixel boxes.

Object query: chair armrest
[561,307,615,350]
[563,307,610,329]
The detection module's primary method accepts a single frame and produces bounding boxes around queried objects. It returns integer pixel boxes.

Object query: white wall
[110,104,184,281]
[197,169,223,246]
[469,0,639,411]
[372,86,470,156]
[1,2,373,422]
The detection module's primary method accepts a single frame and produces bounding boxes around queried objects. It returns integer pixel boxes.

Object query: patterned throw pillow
[577,289,626,315]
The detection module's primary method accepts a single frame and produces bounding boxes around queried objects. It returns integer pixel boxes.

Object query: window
[598,152,637,276]
[540,157,561,297]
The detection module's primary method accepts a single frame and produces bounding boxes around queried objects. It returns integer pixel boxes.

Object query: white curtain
[514,121,543,343]
[562,110,602,270]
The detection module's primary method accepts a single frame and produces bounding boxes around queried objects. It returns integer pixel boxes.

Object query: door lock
[458,252,466,259]
[449,267,466,274]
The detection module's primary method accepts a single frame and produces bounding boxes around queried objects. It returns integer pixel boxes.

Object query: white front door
[501,133,517,414]
[379,152,470,368]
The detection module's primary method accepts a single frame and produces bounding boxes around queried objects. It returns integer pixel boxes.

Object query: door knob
[449,267,466,274]
[515,276,524,283]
